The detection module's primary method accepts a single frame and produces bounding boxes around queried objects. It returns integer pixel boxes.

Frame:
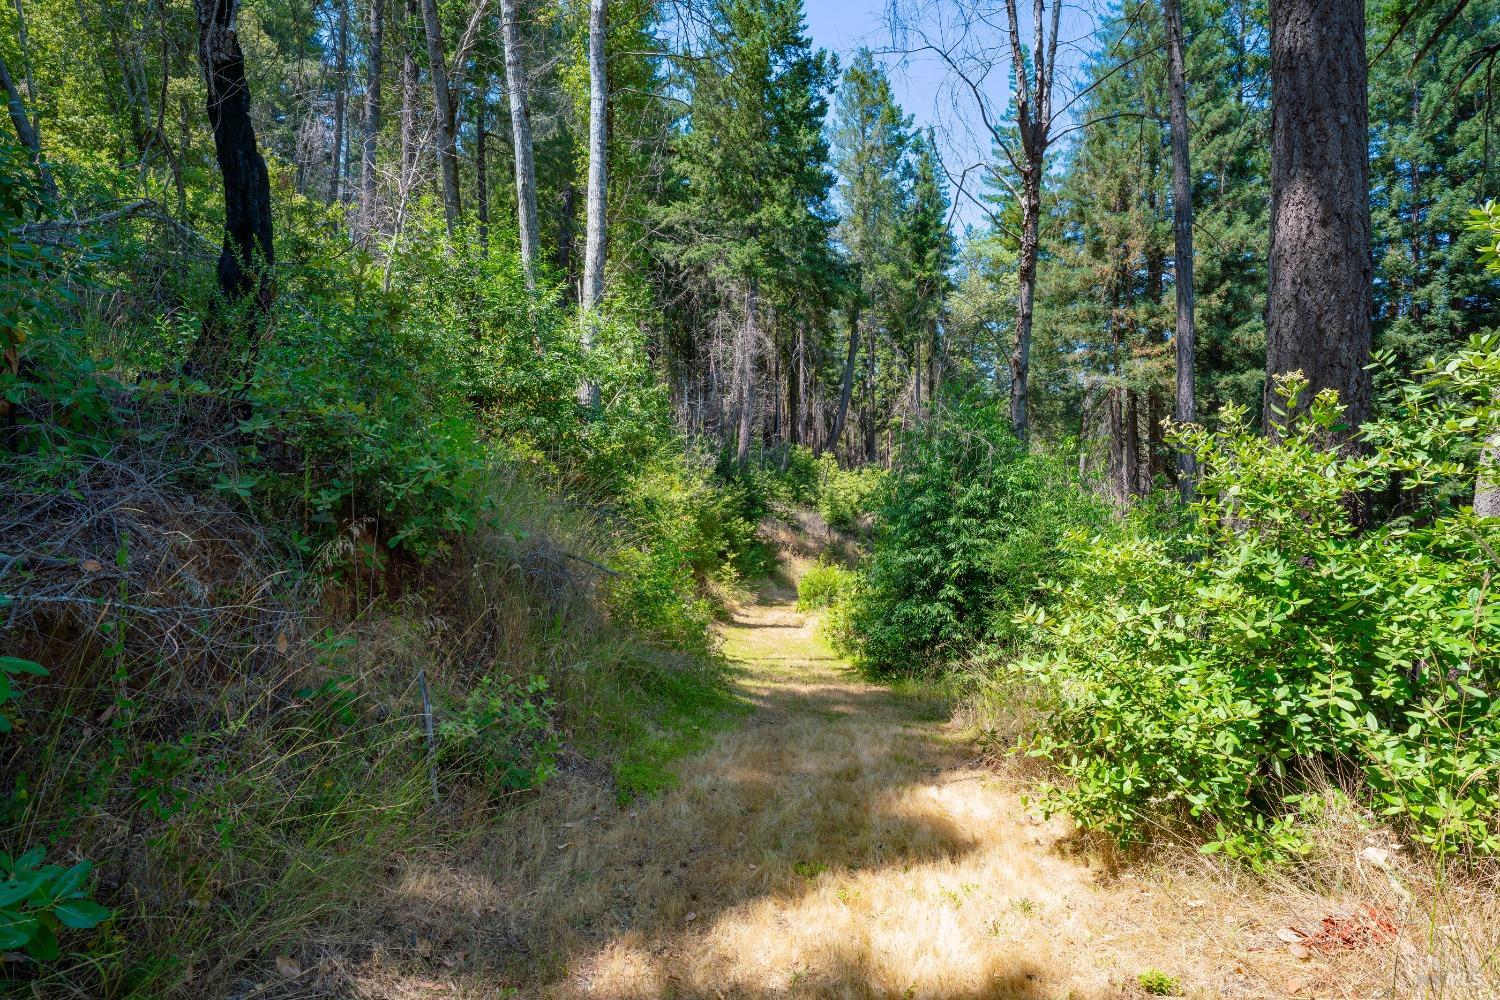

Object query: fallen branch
[13,199,214,255]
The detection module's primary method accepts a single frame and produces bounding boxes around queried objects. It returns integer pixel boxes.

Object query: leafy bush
[796,558,855,612]
[0,657,110,961]
[437,674,560,797]
[1016,368,1500,860]
[840,397,1106,674]
[815,455,885,531]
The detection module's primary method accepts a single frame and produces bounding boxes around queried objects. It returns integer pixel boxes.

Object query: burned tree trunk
[1164,0,1197,495]
[188,0,274,379]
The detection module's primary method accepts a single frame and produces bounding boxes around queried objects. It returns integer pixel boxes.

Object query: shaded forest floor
[268,545,1499,1000]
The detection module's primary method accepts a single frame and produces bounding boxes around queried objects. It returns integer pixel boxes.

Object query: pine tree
[659,0,837,463]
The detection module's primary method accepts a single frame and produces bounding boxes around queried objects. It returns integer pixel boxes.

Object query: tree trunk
[475,89,489,248]
[1124,388,1141,497]
[499,0,540,288]
[1009,169,1040,442]
[581,0,608,310]
[863,314,877,463]
[1478,418,1500,516]
[418,0,461,236]
[400,0,419,179]
[1164,0,1197,497]
[788,322,803,447]
[577,0,606,406]
[189,0,274,376]
[0,51,56,202]
[330,0,349,205]
[1147,388,1167,482]
[825,303,860,459]
[927,314,939,405]
[359,0,382,238]
[1108,388,1125,509]
[556,181,577,296]
[736,282,759,466]
[1266,0,1373,443]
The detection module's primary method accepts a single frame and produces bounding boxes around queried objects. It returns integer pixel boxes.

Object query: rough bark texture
[1266,0,1373,441]
[360,0,382,237]
[190,0,275,375]
[418,0,461,236]
[1477,427,1500,517]
[1164,0,1197,497]
[499,0,540,288]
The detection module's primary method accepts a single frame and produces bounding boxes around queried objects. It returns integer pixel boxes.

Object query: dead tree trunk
[1266,0,1373,444]
[1002,0,1061,444]
[359,0,382,237]
[188,0,275,378]
[418,0,461,236]
[581,0,608,310]
[736,282,760,466]
[825,303,860,459]
[330,0,349,205]
[475,89,489,247]
[400,0,419,179]
[499,0,540,288]
[1164,0,1197,496]
[578,0,607,406]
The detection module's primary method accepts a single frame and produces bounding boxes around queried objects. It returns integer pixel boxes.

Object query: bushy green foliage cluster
[834,397,1106,674]
[0,136,763,988]
[437,674,560,797]
[1016,367,1500,860]
[795,558,856,612]
[814,455,886,531]
[0,658,109,961]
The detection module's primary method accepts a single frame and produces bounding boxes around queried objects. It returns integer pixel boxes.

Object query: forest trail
[528,574,1185,1000]
[337,561,1428,999]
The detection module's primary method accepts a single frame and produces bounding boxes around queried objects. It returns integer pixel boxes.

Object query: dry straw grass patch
[272,576,1500,1000]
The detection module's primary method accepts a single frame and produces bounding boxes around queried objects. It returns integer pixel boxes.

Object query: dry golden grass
[272,572,1500,1000]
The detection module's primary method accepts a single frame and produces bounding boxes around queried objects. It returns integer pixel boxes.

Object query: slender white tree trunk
[499,0,540,289]
[578,0,607,406]
[359,0,383,238]
[581,0,608,310]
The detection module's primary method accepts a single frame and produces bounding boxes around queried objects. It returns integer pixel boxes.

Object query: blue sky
[803,1,1101,234]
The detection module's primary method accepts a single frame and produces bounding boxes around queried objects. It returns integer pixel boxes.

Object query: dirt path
[343,570,1473,1000]
[532,578,1157,1000]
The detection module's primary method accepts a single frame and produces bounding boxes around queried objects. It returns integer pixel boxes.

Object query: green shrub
[840,397,1106,674]
[796,559,854,612]
[1137,970,1179,996]
[1017,367,1500,860]
[815,455,885,530]
[437,674,560,797]
[0,657,110,962]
